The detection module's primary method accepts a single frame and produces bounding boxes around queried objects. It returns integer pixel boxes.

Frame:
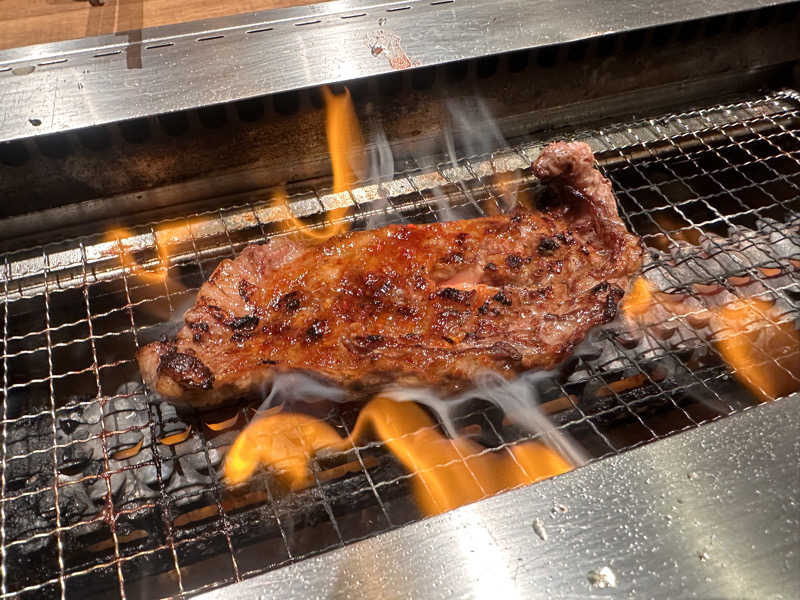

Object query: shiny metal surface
[0,0,792,143]
[197,396,800,599]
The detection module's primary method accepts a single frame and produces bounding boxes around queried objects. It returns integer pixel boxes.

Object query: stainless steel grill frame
[1,0,795,144]
[1,86,798,599]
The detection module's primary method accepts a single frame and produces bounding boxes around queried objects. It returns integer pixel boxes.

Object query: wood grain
[0,0,326,51]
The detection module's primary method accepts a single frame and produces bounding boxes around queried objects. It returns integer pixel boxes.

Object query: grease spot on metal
[587,566,617,588]
[366,29,419,70]
[532,518,548,541]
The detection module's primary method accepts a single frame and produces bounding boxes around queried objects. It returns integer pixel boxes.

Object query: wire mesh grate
[0,89,799,598]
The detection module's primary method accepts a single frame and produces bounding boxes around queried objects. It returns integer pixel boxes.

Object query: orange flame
[323,86,365,195]
[224,397,572,516]
[104,225,190,296]
[104,227,172,285]
[343,397,572,515]
[715,299,800,402]
[621,276,654,320]
[490,170,520,215]
[272,86,365,242]
[620,278,800,402]
[103,223,193,320]
[224,413,344,490]
[650,213,701,250]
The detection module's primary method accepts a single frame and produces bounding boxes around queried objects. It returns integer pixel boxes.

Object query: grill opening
[1,87,799,598]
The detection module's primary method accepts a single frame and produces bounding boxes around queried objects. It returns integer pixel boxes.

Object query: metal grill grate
[1,89,799,599]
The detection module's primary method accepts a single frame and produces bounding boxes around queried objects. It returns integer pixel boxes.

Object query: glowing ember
[111,437,143,461]
[158,426,192,446]
[224,396,572,516]
[621,276,655,319]
[715,299,800,402]
[649,213,701,250]
[204,413,240,432]
[272,86,365,242]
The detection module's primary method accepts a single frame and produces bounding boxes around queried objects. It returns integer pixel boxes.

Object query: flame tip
[224,395,572,517]
[270,85,363,242]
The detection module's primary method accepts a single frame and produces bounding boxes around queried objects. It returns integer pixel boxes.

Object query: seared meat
[138,141,643,408]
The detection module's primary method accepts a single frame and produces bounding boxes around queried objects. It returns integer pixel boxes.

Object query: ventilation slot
[273,91,300,115]
[622,30,646,54]
[445,60,469,83]
[412,66,437,90]
[146,42,174,50]
[158,112,190,137]
[35,135,72,159]
[235,98,265,123]
[119,118,151,143]
[198,105,227,129]
[77,126,112,152]
[507,49,529,73]
[476,55,499,79]
[535,46,558,68]
[37,58,67,67]
[379,73,403,97]
[0,141,29,167]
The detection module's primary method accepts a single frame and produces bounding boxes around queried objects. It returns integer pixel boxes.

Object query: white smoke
[383,369,587,469]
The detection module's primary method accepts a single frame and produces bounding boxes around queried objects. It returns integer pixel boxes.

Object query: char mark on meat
[137,141,643,409]
[156,347,214,391]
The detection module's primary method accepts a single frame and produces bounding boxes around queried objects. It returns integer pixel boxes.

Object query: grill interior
[1,3,800,598]
[1,86,799,598]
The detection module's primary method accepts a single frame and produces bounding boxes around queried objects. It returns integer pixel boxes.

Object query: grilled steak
[138,141,643,408]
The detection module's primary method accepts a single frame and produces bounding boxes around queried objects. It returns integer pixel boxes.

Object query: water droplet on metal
[687,471,698,480]
[698,550,710,561]
[532,518,548,541]
[587,566,617,589]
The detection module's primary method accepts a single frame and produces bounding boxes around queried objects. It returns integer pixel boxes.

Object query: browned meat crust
[138,141,643,408]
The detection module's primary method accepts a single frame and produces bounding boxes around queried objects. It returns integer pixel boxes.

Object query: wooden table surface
[0,0,326,51]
